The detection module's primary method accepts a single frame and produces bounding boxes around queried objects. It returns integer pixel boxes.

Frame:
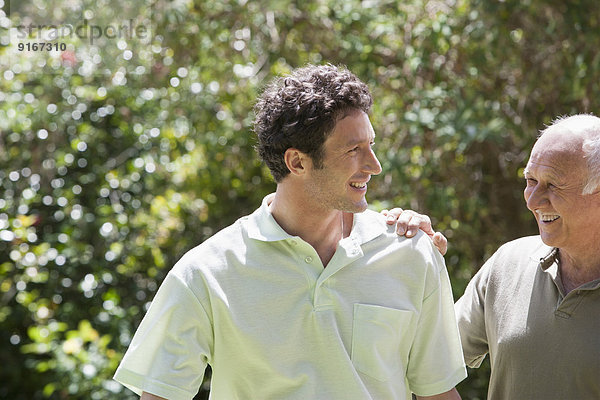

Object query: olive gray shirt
[455,235,600,399]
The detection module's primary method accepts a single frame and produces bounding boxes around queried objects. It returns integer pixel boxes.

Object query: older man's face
[523,129,600,254]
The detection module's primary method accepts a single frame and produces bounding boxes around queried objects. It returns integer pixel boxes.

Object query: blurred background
[1,0,599,398]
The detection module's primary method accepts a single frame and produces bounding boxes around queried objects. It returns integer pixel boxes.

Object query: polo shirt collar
[349,208,386,245]
[533,240,600,292]
[247,194,385,245]
[247,194,294,242]
[537,246,559,271]
[528,238,555,269]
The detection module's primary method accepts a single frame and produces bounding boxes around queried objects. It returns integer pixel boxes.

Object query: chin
[349,202,369,213]
[334,196,369,213]
[538,232,562,248]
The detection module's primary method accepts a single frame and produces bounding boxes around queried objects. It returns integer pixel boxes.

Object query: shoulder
[357,210,445,278]
[485,235,548,268]
[355,211,448,299]
[362,209,440,258]
[170,217,248,281]
[357,209,428,247]
[470,235,548,289]
[360,208,386,222]
[495,235,545,253]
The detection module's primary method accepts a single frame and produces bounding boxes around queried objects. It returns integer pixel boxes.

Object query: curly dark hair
[254,64,373,182]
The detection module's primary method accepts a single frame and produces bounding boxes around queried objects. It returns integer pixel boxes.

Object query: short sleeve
[113,273,214,400]
[455,258,492,368]
[406,243,467,396]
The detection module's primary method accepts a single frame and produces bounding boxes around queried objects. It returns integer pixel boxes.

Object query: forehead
[525,130,587,179]
[325,110,374,146]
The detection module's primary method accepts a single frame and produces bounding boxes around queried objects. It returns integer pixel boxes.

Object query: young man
[114,64,466,400]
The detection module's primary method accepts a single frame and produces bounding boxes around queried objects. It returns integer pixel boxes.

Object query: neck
[558,250,600,293]
[269,185,352,267]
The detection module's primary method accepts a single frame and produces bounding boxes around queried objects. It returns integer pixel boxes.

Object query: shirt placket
[312,236,363,311]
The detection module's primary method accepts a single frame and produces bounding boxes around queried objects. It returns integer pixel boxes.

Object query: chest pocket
[351,303,415,382]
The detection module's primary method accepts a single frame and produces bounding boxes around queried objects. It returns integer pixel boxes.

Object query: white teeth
[542,215,559,222]
[536,210,559,222]
[350,182,366,188]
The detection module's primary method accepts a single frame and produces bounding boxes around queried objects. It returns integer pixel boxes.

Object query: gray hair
[582,135,600,194]
[540,114,600,195]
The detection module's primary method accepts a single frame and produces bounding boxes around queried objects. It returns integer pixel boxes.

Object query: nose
[365,147,382,175]
[524,183,548,212]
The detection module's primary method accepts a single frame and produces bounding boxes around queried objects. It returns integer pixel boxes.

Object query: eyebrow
[523,167,568,186]
[344,134,376,148]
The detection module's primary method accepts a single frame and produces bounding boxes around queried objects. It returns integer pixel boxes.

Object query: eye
[348,146,359,153]
[525,178,537,186]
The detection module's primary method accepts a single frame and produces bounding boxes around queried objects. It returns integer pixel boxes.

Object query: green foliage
[1,0,599,398]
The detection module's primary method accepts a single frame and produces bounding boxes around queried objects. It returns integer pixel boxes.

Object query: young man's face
[303,110,382,213]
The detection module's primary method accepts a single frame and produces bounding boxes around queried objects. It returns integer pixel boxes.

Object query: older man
[114,64,466,400]
[390,114,600,399]
[455,114,600,399]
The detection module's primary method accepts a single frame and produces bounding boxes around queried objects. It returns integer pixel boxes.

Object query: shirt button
[290,240,297,245]
[305,256,313,263]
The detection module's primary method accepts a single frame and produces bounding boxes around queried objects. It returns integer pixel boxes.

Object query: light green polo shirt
[456,235,600,399]
[114,195,466,399]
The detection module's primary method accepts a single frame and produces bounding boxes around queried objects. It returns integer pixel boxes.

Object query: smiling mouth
[349,182,367,189]
[537,211,560,223]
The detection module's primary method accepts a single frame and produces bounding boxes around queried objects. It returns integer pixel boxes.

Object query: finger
[395,210,416,236]
[415,215,434,237]
[387,207,403,217]
[385,207,403,224]
[405,214,433,238]
[381,209,393,224]
[432,232,448,256]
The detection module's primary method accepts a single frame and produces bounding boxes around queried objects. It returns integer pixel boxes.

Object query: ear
[283,148,308,176]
